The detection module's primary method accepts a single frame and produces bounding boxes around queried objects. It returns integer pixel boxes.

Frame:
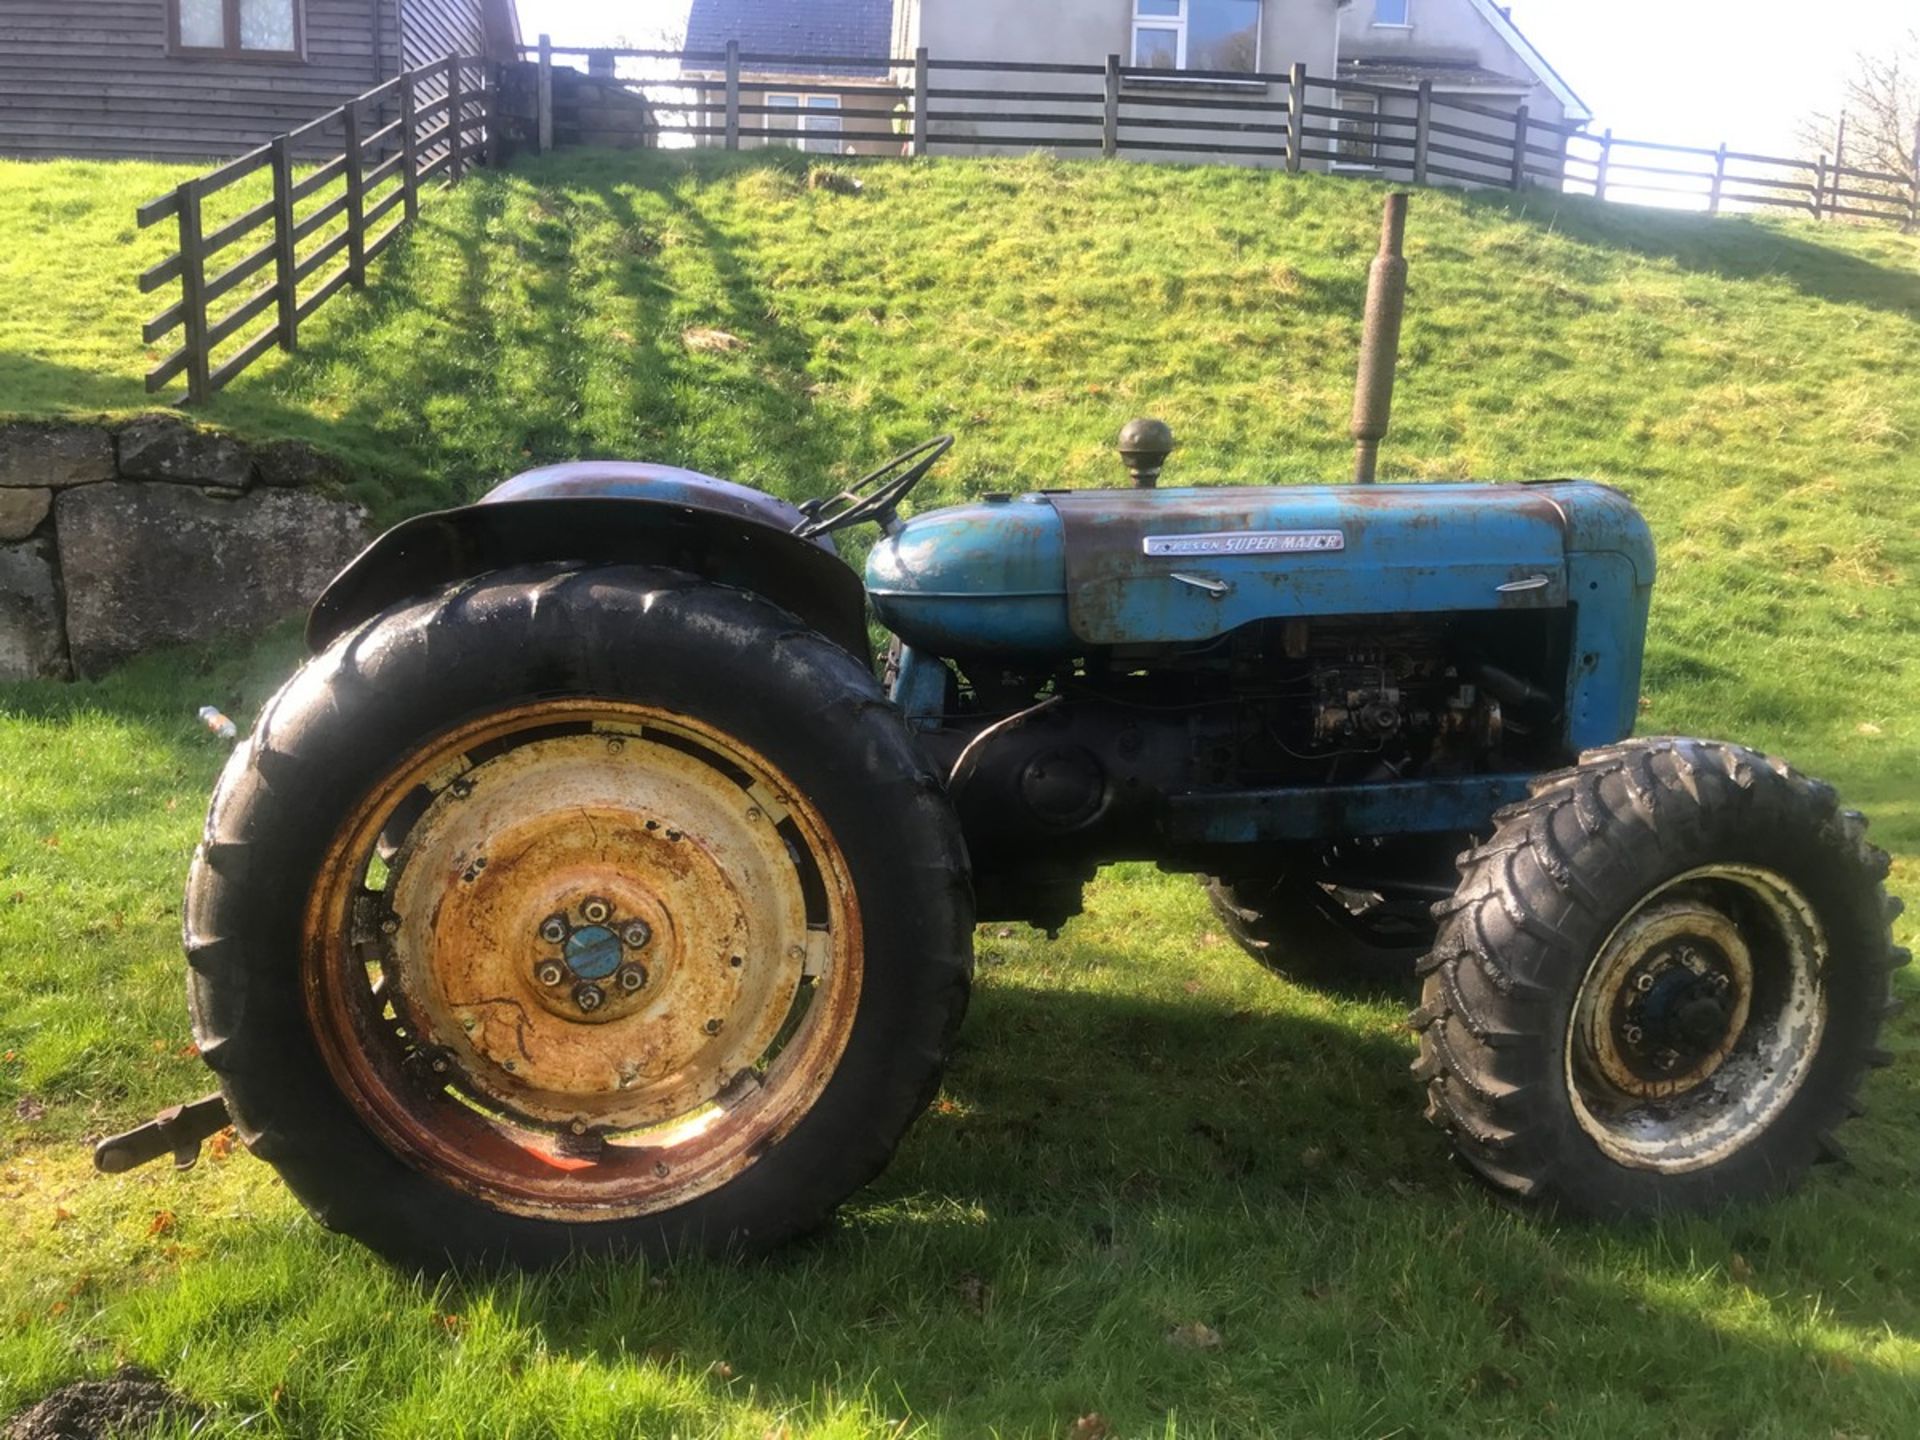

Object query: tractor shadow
[451,960,1920,1432]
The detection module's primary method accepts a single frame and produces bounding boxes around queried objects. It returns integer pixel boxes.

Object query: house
[683,0,903,156]
[0,0,522,161]
[1333,0,1589,170]
[890,0,1583,176]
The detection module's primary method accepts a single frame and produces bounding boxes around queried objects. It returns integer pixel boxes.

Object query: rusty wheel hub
[303,703,861,1221]
[1565,864,1826,1173]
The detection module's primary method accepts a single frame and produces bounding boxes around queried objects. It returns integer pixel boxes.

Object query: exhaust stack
[1349,193,1410,484]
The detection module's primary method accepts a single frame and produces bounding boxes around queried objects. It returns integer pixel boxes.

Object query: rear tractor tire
[1415,737,1906,1217]
[186,564,973,1269]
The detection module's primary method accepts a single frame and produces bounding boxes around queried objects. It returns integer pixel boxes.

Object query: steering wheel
[794,435,954,540]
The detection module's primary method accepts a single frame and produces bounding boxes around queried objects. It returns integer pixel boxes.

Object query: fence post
[1103,53,1120,159]
[483,65,501,167]
[269,135,297,351]
[1708,141,1727,216]
[176,179,211,405]
[724,39,740,151]
[448,58,464,183]
[1594,126,1612,201]
[399,71,420,221]
[1508,103,1528,190]
[912,45,928,157]
[343,100,367,286]
[1910,116,1920,232]
[1285,62,1305,173]
[1412,79,1431,186]
[537,33,554,154]
[1813,153,1827,219]
[588,50,613,81]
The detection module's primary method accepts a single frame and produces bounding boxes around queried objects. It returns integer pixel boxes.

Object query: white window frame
[1130,0,1262,75]
[1372,0,1412,29]
[763,92,844,154]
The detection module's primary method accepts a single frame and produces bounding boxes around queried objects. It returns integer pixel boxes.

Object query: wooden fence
[1565,131,1918,225]
[530,41,1920,230]
[137,56,495,406]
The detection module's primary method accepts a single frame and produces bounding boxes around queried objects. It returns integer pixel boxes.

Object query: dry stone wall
[0,418,369,681]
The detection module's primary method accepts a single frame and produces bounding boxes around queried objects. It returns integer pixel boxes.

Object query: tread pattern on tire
[1411,736,1901,1216]
[185,563,975,1268]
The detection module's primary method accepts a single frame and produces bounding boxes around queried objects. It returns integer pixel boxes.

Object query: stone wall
[0,419,369,681]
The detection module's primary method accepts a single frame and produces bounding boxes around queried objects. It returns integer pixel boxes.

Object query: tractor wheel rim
[302,700,862,1222]
[1564,864,1826,1173]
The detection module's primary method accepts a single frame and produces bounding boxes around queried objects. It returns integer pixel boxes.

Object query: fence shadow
[1478,188,1920,319]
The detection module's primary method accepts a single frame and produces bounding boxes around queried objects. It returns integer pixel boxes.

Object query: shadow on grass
[200,150,871,521]
[1478,188,1920,317]
[417,974,1919,1432]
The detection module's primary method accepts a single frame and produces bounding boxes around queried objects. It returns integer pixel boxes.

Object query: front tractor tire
[1415,737,1906,1217]
[186,564,973,1269]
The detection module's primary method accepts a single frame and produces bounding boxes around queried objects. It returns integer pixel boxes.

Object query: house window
[170,0,302,56]
[1131,0,1261,74]
[1336,94,1379,162]
[764,94,844,154]
[1373,0,1411,26]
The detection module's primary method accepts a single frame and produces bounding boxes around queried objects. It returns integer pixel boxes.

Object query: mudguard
[306,462,870,660]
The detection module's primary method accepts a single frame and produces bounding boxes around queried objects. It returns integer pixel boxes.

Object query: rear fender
[306,463,869,661]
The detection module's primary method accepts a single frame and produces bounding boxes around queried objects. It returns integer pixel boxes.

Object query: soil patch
[4,1366,201,1440]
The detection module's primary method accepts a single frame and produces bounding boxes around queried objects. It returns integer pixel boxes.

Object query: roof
[1464,0,1591,123]
[683,0,896,79]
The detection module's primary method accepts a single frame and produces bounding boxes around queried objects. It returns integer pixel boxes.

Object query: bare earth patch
[4,1366,200,1440]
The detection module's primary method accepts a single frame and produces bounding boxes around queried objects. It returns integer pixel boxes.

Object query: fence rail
[138,55,496,406]
[527,41,1920,230]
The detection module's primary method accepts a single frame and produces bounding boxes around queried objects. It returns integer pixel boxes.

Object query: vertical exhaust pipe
[1349,192,1409,484]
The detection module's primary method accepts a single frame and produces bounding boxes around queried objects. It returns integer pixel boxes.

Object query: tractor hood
[866,480,1654,656]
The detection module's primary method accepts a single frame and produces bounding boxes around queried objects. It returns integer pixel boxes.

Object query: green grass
[2,149,1917,1435]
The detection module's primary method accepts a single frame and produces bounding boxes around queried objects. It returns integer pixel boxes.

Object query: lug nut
[1657,1049,1680,1072]
[536,960,566,987]
[581,897,612,924]
[621,919,652,948]
[539,915,568,944]
[617,965,646,993]
[574,982,605,1012]
[1634,972,1655,992]
[430,1056,449,1074]
[1623,1025,1643,1046]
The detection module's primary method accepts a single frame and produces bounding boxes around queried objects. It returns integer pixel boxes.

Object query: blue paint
[564,925,624,980]
[867,482,1650,654]
[889,645,953,733]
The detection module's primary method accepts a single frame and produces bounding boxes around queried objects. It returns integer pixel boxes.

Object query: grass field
[2,149,1917,1436]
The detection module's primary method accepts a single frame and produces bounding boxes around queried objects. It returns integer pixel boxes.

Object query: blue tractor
[115,203,1903,1270]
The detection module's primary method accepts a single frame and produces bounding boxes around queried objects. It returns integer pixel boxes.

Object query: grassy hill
[1,150,1917,1437]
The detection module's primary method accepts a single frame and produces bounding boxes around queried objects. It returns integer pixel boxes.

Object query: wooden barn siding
[0,0,407,160]
[399,0,483,70]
